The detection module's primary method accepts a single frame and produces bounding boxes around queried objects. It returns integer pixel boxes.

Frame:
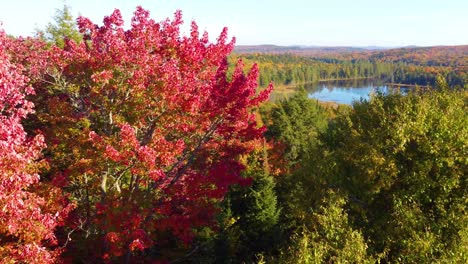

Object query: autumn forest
[0,5,467,263]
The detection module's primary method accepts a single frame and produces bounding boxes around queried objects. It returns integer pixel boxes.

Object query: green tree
[259,88,373,262]
[213,146,281,263]
[37,4,82,47]
[276,192,374,264]
[262,89,329,166]
[323,90,468,262]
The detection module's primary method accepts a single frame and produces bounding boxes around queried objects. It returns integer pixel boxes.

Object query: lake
[306,79,408,105]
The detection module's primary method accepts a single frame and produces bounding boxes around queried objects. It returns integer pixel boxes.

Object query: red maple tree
[5,7,271,262]
[0,30,72,263]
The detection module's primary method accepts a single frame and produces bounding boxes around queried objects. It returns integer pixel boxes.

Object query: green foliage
[212,147,281,263]
[236,54,396,88]
[260,81,466,262]
[37,4,82,47]
[435,73,449,91]
[323,89,468,261]
[276,192,374,264]
[263,89,328,166]
[234,53,466,91]
[260,89,373,262]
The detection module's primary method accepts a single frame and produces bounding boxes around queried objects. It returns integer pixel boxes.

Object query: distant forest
[233,45,467,89]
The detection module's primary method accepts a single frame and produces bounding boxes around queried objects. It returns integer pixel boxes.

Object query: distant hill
[234,44,468,67]
[234,45,393,55]
[368,45,468,67]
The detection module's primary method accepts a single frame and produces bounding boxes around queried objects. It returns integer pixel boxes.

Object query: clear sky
[0,0,467,47]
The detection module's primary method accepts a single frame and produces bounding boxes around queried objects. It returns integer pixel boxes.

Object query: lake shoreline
[269,77,377,91]
[269,79,424,104]
[316,100,340,109]
[308,78,395,105]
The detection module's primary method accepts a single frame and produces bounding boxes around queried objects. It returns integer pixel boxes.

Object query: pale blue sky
[0,0,467,46]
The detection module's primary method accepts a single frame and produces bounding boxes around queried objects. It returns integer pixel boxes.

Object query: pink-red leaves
[3,6,272,262]
[0,30,70,263]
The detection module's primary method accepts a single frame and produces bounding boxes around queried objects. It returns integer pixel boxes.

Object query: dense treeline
[275,84,467,263]
[233,54,393,87]
[235,45,468,68]
[232,53,467,89]
[190,83,468,263]
[367,46,467,67]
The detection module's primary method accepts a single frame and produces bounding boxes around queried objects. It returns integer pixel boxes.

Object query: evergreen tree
[263,88,328,166]
[214,146,281,263]
[37,4,82,47]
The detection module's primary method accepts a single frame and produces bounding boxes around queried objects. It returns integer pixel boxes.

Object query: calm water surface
[306,79,407,105]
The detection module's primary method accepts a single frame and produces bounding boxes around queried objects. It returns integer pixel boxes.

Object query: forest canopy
[0,4,466,263]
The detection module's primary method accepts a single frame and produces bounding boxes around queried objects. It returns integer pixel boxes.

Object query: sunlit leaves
[325,90,467,261]
[0,30,70,263]
[5,6,271,262]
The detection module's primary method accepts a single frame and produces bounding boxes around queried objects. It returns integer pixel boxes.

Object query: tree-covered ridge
[233,53,466,89]
[367,45,468,67]
[235,44,468,68]
[234,45,368,55]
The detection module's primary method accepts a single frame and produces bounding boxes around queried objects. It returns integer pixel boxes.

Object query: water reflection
[306,79,408,105]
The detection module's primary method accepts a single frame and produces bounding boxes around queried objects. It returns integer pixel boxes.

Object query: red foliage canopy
[4,7,271,262]
[0,30,72,263]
